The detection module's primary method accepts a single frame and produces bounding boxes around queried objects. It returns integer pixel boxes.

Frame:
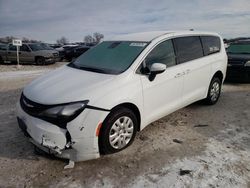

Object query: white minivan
[17,31,227,163]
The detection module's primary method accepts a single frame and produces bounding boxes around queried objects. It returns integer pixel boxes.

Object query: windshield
[227,43,250,54]
[68,41,148,74]
[29,43,45,51]
[40,43,54,50]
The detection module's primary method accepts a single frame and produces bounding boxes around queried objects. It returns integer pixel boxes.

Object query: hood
[228,53,250,61]
[23,65,116,105]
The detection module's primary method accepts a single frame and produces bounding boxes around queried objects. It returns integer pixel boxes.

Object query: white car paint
[17,31,227,162]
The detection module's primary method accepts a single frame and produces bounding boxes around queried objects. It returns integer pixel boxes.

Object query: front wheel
[204,77,222,105]
[99,107,138,154]
[36,57,45,65]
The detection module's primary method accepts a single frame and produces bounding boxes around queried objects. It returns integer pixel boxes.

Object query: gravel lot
[0,64,250,188]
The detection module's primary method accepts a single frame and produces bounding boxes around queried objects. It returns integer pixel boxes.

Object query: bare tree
[22,37,30,43]
[93,32,104,43]
[84,35,95,43]
[22,37,41,43]
[56,36,69,45]
[0,36,16,43]
[84,33,104,44]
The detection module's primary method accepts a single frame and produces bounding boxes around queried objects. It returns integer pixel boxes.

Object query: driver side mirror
[149,63,166,81]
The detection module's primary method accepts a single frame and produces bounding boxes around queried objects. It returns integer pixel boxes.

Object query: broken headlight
[244,61,250,67]
[39,100,89,128]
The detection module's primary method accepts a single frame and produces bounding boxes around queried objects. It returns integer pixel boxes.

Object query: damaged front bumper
[16,102,109,162]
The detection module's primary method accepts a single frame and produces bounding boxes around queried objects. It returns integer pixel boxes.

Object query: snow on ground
[130,123,250,188]
[0,69,50,80]
[52,123,250,188]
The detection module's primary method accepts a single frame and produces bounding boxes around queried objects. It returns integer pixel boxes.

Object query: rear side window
[201,36,221,55]
[173,36,203,64]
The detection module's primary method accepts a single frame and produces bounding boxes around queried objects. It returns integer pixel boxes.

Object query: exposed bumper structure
[17,102,109,162]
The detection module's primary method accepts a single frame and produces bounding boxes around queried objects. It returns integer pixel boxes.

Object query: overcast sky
[0,0,250,43]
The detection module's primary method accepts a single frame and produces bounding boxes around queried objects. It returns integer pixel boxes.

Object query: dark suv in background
[64,45,90,61]
[226,41,250,82]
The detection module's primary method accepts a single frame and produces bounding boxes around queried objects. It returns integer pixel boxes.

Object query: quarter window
[173,36,203,63]
[145,40,176,68]
[201,36,221,55]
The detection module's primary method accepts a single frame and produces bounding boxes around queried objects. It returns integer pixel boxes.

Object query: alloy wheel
[109,116,134,149]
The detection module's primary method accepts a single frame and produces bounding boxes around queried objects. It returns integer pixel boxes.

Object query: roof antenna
[189,29,194,31]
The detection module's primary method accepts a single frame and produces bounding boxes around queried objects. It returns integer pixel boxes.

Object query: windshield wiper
[68,63,80,68]
[68,63,111,74]
[78,66,111,74]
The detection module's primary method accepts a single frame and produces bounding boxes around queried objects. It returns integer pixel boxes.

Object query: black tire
[0,56,3,64]
[99,107,138,155]
[36,57,45,65]
[204,77,222,105]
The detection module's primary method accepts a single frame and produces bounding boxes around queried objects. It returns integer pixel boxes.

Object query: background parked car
[64,45,90,61]
[0,43,59,65]
[40,43,55,50]
[0,43,7,51]
[55,44,78,61]
[49,44,62,49]
[226,41,250,82]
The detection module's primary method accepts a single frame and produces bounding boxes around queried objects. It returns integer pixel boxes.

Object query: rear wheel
[99,107,138,154]
[204,77,222,105]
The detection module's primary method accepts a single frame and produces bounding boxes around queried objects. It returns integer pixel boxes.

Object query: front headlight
[244,61,250,67]
[46,53,55,58]
[39,100,89,128]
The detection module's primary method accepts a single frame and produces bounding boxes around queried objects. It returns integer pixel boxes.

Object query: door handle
[175,72,186,78]
[175,73,182,78]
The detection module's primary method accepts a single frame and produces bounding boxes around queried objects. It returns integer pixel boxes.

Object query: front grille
[20,93,67,128]
[20,93,50,117]
[228,59,245,66]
